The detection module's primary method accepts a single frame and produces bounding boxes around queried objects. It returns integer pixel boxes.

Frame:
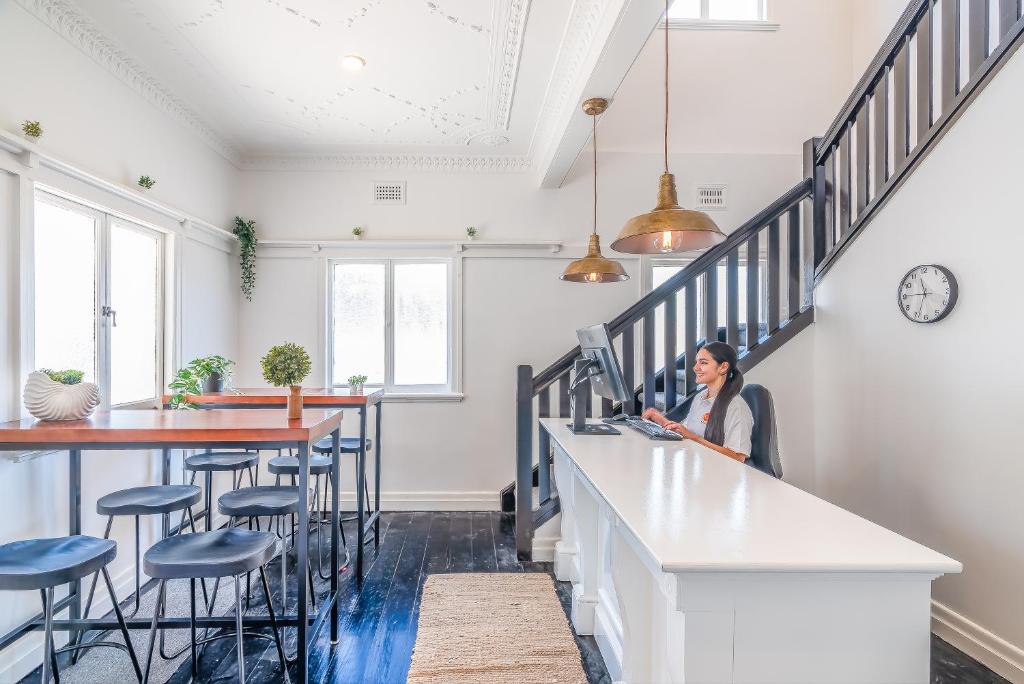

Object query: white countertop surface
[541,419,962,575]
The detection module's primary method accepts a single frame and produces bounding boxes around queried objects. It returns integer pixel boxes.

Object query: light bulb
[658,230,674,253]
[586,272,600,282]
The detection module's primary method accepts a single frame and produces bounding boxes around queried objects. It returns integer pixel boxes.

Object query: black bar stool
[184,452,259,532]
[142,529,288,684]
[312,436,374,560]
[266,455,342,579]
[0,535,142,683]
[218,485,319,657]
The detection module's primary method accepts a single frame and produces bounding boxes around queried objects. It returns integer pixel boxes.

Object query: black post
[515,365,534,561]
[803,137,826,296]
[330,428,340,644]
[356,407,367,577]
[296,440,310,684]
[538,426,551,503]
[374,403,382,547]
[68,449,82,650]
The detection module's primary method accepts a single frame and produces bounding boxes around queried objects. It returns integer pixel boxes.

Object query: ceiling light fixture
[561,98,629,284]
[341,54,366,71]
[610,0,726,255]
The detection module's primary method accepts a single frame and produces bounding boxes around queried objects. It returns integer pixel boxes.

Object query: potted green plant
[21,120,42,140]
[233,217,258,301]
[347,374,368,395]
[166,355,235,408]
[260,342,312,419]
[24,369,99,421]
[137,175,156,190]
[192,355,234,392]
[352,226,363,241]
[466,226,478,240]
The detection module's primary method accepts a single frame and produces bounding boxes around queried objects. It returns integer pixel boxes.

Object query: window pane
[34,199,97,383]
[332,263,385,385]
[708,0,762,20]
[668,0,701,19]
[393,263,448,386]
[110,223,159,405]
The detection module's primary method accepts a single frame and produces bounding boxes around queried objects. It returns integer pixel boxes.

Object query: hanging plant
[233,216,258,301]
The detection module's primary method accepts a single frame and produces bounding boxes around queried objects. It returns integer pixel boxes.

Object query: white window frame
[666,0,778,31]
[33,189,167,410]
[326,256,462,400]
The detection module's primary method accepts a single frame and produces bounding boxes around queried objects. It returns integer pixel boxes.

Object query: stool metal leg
[258,567,291,681]
[73,515,114,663]
[41,587,55,684]
[142,580,166,684]
[233,575,245,684]
[101,567,143,682]
[39,591,59,684]
[189,579,198,680]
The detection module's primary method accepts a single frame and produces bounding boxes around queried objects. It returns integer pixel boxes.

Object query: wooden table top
[0,409,343,446]
[161,387,384,407]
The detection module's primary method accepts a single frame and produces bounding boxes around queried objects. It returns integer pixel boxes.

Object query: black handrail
[815,0,930,160]
[531,178,812,394]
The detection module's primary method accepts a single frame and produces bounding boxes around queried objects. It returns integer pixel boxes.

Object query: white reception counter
[540,418,961,684]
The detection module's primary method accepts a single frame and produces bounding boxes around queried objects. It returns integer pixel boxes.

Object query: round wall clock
[897,264,958,323]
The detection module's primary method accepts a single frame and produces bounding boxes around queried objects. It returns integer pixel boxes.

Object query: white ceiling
[69,0,574,160]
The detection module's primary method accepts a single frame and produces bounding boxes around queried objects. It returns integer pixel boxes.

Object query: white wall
[600,0,855,156]
[751,46,1024,681]
[233,149,803,507]
[0,3,239,680]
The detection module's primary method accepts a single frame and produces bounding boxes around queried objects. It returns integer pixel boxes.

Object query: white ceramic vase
[23,371,100,421]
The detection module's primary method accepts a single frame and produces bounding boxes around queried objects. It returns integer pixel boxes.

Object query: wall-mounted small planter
[21,120,42,140]
[138,175,156,190]
[352,227,364,241]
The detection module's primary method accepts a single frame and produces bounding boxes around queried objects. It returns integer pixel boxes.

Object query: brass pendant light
[611,0,726,255]
[561,97,629,283]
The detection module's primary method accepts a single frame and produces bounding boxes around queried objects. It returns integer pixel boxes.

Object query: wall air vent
[696,185,727,210]
[373,181,406,205]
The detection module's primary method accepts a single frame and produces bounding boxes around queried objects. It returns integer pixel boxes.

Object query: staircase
[508,0,1024,560]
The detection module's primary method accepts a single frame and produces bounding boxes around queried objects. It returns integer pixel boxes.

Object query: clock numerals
[898,265,958,324]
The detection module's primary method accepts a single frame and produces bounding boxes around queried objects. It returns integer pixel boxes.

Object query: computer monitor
[576,323,630,402]
[567,324,630,435]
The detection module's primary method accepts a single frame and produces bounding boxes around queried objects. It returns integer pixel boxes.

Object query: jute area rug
[408,573,588,683]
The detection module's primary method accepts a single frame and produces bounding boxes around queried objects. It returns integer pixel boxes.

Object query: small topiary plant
[40,369,84,385]
[137,175,156,189]
[261,342,312,387]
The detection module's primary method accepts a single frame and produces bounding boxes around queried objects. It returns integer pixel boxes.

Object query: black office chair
[740,384,783,479]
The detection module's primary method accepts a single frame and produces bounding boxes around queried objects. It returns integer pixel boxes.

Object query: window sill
[382,392,465,403]
[665,19,779,31]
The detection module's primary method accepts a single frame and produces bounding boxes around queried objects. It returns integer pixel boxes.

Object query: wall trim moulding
[932,600,1024,682]
[14,0,242,165]
[240,153,534,172]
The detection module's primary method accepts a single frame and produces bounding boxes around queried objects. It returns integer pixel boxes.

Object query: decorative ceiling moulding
[526,0,610,166]
[240,153,534,173]
[14,0,242,165]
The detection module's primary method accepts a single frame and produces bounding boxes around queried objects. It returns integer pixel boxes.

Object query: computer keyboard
[623,417,683,441]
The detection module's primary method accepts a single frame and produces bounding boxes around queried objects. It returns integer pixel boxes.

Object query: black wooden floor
[23,511,1008,684]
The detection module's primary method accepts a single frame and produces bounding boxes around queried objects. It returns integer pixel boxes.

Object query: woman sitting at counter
[642,341,752,463]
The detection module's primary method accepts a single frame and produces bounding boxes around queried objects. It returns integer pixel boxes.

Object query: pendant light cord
[663,0,669,174]
[592,112,598,236]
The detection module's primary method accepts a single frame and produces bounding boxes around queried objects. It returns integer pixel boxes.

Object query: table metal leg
[357,408,367,580]
[69,448,82,650]
[330,428,340,644]
[374,403,382,548]
[296,441,310,684]
[161,448,171,538]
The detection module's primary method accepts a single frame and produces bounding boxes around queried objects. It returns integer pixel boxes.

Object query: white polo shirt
[681,390,754,459]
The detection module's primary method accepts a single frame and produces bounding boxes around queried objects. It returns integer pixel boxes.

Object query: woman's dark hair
[701,341,744,447]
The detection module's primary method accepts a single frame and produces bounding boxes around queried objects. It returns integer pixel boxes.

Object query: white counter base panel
[543,419,960,684]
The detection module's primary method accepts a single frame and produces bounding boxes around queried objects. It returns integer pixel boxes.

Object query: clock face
[897,265,958,323]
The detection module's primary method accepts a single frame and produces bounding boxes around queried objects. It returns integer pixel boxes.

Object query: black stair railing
[512,0,1024,560]
[812,0,1024,282]
[513,178,816,559]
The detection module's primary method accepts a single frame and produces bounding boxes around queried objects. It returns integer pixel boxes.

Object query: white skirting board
[932,600,1024,682]
[329,491,499,511]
